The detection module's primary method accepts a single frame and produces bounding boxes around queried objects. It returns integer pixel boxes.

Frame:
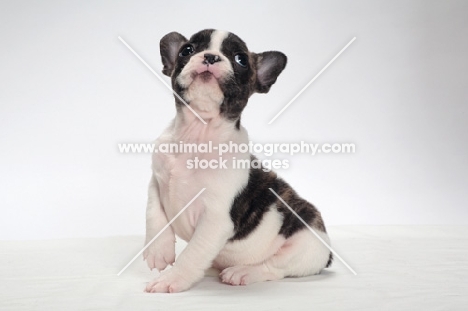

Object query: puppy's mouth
[192,65,224,82]
[197,70,215,82]
[179,62,226,89]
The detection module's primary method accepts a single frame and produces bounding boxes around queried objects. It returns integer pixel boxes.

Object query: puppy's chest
[152,121,248,241]
[153,130,228,191]
[154,146,221,200]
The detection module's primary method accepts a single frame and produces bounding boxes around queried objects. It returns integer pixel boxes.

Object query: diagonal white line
[268,188,357,275]
[118,36,207,125]
[117,188,206,276]
[268,37,356,124]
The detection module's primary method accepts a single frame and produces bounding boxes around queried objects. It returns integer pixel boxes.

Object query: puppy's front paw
[144,268,193,293]
[143,234,175,272]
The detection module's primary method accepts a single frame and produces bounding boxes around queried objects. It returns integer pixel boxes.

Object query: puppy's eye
[179,45,195,57]
[234,54,248,67]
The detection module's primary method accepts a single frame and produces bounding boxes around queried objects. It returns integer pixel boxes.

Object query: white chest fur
[152,110,250,242]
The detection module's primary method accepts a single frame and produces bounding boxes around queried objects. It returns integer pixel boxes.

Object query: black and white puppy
[144,29,332,293]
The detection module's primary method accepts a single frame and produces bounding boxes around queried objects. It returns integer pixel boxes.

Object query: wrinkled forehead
[188,29,249,54]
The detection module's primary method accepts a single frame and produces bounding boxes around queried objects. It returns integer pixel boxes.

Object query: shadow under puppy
[144,29,332,293]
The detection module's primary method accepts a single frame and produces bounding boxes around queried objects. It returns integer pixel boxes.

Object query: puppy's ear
[254,51,287,93]
[160,32,188,77]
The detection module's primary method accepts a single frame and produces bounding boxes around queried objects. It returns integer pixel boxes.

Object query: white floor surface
[1,226,467,310]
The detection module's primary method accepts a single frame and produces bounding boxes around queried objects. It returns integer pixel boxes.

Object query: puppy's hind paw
[220,264,277,286]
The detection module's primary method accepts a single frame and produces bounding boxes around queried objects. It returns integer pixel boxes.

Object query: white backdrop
[1,0,467,240]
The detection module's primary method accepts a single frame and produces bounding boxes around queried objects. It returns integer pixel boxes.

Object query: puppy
[143,29,332,293]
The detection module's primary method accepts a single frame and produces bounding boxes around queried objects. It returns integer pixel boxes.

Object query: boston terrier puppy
[144,29,332,293]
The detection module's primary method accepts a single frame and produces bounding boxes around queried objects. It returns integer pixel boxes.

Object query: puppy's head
[160,29,287,122]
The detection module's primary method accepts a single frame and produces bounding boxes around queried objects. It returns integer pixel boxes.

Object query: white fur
[220,230,331,285]
[184,78,224,119]
[209,30,229,51]
[143,176,175,271]
[214,207,286,269]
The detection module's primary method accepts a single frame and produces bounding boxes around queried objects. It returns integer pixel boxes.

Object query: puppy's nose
[203,53,221,65]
